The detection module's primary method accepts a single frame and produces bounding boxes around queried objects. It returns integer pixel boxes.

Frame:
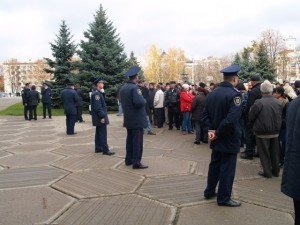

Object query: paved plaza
[0,115,295,225]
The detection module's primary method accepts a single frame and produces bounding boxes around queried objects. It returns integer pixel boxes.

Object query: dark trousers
[149,107,156,125]
[194,121,202,142]
[24,104,29,120]
[204,151,237,204]
[168,106,180,129]
[279,127,287,163]
[29,105,37,120]
[245,122,256,156]
[77,106,83,122]
[66,114,77,135]
[294,199,300,225]
[95,125,109,153]
[155,108,164,128]
[256,137,280,178]
[126,129,144,166]
[43,102,52,118]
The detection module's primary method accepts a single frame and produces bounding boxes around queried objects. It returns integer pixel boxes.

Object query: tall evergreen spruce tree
[44,20,76,108]
[239,48,255,82]
[77,5,128,110]
[254,42,275,81]
[232,53,242,65]
[128,51,145,81]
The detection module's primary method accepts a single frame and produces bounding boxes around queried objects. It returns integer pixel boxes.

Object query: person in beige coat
[154,84,165,128]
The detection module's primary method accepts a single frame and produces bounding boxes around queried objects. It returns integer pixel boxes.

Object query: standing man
[281,95,300,225]
[75,84,84,123]
[202,65,242,207]
[21,83,30,120]
[28,85,40,121]
[148,83,156,125]
[165,81,181,130]
[120,66,148,169]
[241,74,262,160]
[41,83,52,119]
[91,78,115,155]
[154,84,165,128]
[61,83,79,135]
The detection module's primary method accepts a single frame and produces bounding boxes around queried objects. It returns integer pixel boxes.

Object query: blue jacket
[41,88,52,103]
[120,81,148,129]
[61,88,79,115]
[202,82,242,154]
[281,96,300,200]
[91,89,109,126]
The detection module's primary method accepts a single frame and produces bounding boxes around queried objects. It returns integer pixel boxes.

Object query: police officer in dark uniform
[61,83,79,135]
[165,81,180,130]
[202,65,242,207]
[120,66,148,169]
[75,83,84,123]
[21,83,31,120]
[91,78,115,155]
[41,83,52,119]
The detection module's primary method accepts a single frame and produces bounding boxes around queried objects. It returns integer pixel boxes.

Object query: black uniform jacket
[61,88,79,115]
[91,89,109,126]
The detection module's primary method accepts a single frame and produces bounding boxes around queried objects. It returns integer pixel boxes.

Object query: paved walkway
[0,115,295,225]
[0,97,21,111]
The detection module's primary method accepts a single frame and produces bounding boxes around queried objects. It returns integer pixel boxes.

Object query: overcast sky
[1,0,300,62]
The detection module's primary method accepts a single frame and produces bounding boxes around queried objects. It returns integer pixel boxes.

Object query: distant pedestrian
[21,83,31,120]
[249,80,282,178]
[154,84,165,128]
[41,83,52,119]
[75,84,84,123]
[28,85,40,121]
[61,83,79,135]
[148,83,156,125]
[281,95,300,225]
[91,78,115,155]
[165,81,181,130]
[180,84,194,135]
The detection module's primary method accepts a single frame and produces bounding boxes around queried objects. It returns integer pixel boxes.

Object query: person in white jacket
[154,84,165,128]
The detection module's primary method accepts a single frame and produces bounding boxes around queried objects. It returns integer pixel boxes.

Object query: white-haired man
[249,80,282,178]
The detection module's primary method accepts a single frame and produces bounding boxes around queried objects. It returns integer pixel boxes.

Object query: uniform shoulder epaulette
[233,88,240,93]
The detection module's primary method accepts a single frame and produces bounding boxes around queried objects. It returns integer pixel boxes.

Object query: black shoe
[49,117,52,119]
[240,153,253,160]
[258,171,272,178]
[103,151,115,156]
[204,193,217,199]
[95,149,103,153]
[42,117,46,119]
[147,131,156,135]
[133,164,148,169]
[176,127,180,130]
[194,141,201,145]
[253,152,259,158]
[218,199,241,207]
[168,127,173,130]
[125,162,133,166]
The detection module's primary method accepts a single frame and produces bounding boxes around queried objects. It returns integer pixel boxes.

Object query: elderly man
[249,80,282,178]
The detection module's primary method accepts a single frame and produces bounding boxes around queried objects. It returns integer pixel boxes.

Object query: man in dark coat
[28,85,40,121]
[41,83,52,119]
[21,83,31,120]
[281,95,300,225]
[294,80,300,96]
[75,84,84,123]
[241,74,262,160]
[120,66,148,169]
[202,65,242,207]
[148,83,156,124]
[191,87,206,144]
[61,83,79,135]
[165,81,181,130]
[91,79,114,155]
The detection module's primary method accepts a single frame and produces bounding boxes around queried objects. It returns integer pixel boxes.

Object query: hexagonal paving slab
[0,150,11,158]
[55,194,175,225]
[58,137,93,146]
[18,135,60,144]
[0,152,63,168]
[194,160,261,180]
[3,143,59,154]
[0,134,20,142]
[138,174,207,206]
[52,169,144,198]
[235,178,294,212]
[52,144,95,156]
[113,146,170,158]
[0,166,68,189]
[0,186,74,225]
[118,157,193,177]
[52,154,122,172]
[177,202,294,225]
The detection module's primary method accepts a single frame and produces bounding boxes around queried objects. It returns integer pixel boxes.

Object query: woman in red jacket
[180,84,195,134]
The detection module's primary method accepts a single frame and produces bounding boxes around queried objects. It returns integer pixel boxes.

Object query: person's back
[29,90,39,106]
[61,88,78,115]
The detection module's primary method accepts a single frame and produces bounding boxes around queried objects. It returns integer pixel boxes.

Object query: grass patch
[0,102,65,116]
